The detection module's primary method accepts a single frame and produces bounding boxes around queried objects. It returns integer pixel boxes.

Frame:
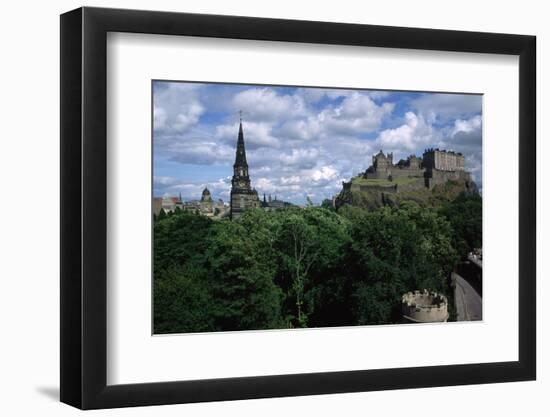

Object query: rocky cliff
[335,175,478,210]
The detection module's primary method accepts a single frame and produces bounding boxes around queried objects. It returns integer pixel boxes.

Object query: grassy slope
[339,176,470,210]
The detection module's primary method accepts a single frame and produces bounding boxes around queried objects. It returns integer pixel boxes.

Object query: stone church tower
[230,117,259,219]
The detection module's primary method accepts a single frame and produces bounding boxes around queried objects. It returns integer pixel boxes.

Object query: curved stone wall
[402,290,449,323]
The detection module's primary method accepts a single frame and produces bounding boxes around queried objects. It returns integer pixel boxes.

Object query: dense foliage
[153,193,480,334]
[439,192,483,255]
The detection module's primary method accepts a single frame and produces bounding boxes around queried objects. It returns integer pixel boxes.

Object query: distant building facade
[230,119,260,219]
[423,148,465,172]
[155,187,229,218]
[262,194,287,211]
[182,187,228,218]
[364,148,470,188]
[160,195,183,213]
[153,197,163,216]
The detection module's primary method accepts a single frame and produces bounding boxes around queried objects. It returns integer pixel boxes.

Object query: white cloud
[154,176,178,186]
[411,93,482,121]
[165,138,234,165]
[309,166,339,183]
[365,90,391,100]
[295,88,326,104]
[319,92,394,135]
[153,83,204,135]
[377,112,436,153]
[232,87,307,122]
[172,102,204,132]
[215,121,280,149]
[154,83,482,203]
[153,106,167,129]
[278,148,320,167]
[256,177,277,194]
[441,115,483,186]
[277,118,321,141]
[452,115,482,136]
[295,88,390,104]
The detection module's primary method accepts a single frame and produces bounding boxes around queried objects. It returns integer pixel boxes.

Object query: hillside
[335,175,478,210]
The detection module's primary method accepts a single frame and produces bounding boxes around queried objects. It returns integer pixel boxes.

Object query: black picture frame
[60,6,536,410]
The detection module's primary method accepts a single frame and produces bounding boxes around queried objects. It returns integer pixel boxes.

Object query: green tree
[153,209,213,273]
[154,265,215,333]
[153,210,216,333]
[152,200,465,333]
[343,202,457,324]
[156,208,167,220]
[205,213,284,331]
[439,192,482,255]
[273,207,350,327]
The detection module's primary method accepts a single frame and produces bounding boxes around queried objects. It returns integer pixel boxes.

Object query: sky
[153,81,482,205]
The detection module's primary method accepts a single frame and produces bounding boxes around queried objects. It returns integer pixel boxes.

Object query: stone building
[160,194,183,212]
[201,187,213,203]
[365,150,425,180]
[199,186,213,214]
[181,186,228,218]
[423,148,465,172]
[397,154,422,170]
[402,290,449,323]
[230,119,260,219]
[153,197,163,216]
[262,194,286,211]
[364,148,470,188]
[372,150,393,172]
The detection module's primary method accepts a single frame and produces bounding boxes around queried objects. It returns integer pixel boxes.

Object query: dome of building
[201,187,212,202]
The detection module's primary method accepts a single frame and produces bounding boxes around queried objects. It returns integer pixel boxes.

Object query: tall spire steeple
[234,115,248,167]
[230,113,260,219]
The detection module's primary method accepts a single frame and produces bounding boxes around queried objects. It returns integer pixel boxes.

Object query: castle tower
[230,116,260,219]
[372,150,393,171]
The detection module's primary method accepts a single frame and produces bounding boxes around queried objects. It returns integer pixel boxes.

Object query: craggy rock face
[335,176,476,211]
[335,148,477,211]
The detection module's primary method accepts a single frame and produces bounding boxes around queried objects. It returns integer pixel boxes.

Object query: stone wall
[364,170,389,180]
[423,149,465,172]
[402,290,449,323]
[426,170,471,188]
[390,167,425,179]
[230,190,260,219]
[364,167,425,180]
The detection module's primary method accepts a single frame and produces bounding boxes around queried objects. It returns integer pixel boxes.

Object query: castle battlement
[402,289,449,323]
[364,149,470,189]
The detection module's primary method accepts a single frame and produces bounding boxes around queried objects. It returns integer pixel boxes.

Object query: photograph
[152,81,483,334]
[1,0,542,413]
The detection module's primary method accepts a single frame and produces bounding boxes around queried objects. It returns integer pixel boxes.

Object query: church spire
[234,114,248,167]
[230,113,259,220]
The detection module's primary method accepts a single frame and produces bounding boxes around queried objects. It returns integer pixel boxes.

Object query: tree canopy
[153,195,478,334]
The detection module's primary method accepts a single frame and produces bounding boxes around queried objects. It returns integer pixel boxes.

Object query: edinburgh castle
[336,148,477,209]
[363,148,470,188]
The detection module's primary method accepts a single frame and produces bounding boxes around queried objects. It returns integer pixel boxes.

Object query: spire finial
[239,110,242,123]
